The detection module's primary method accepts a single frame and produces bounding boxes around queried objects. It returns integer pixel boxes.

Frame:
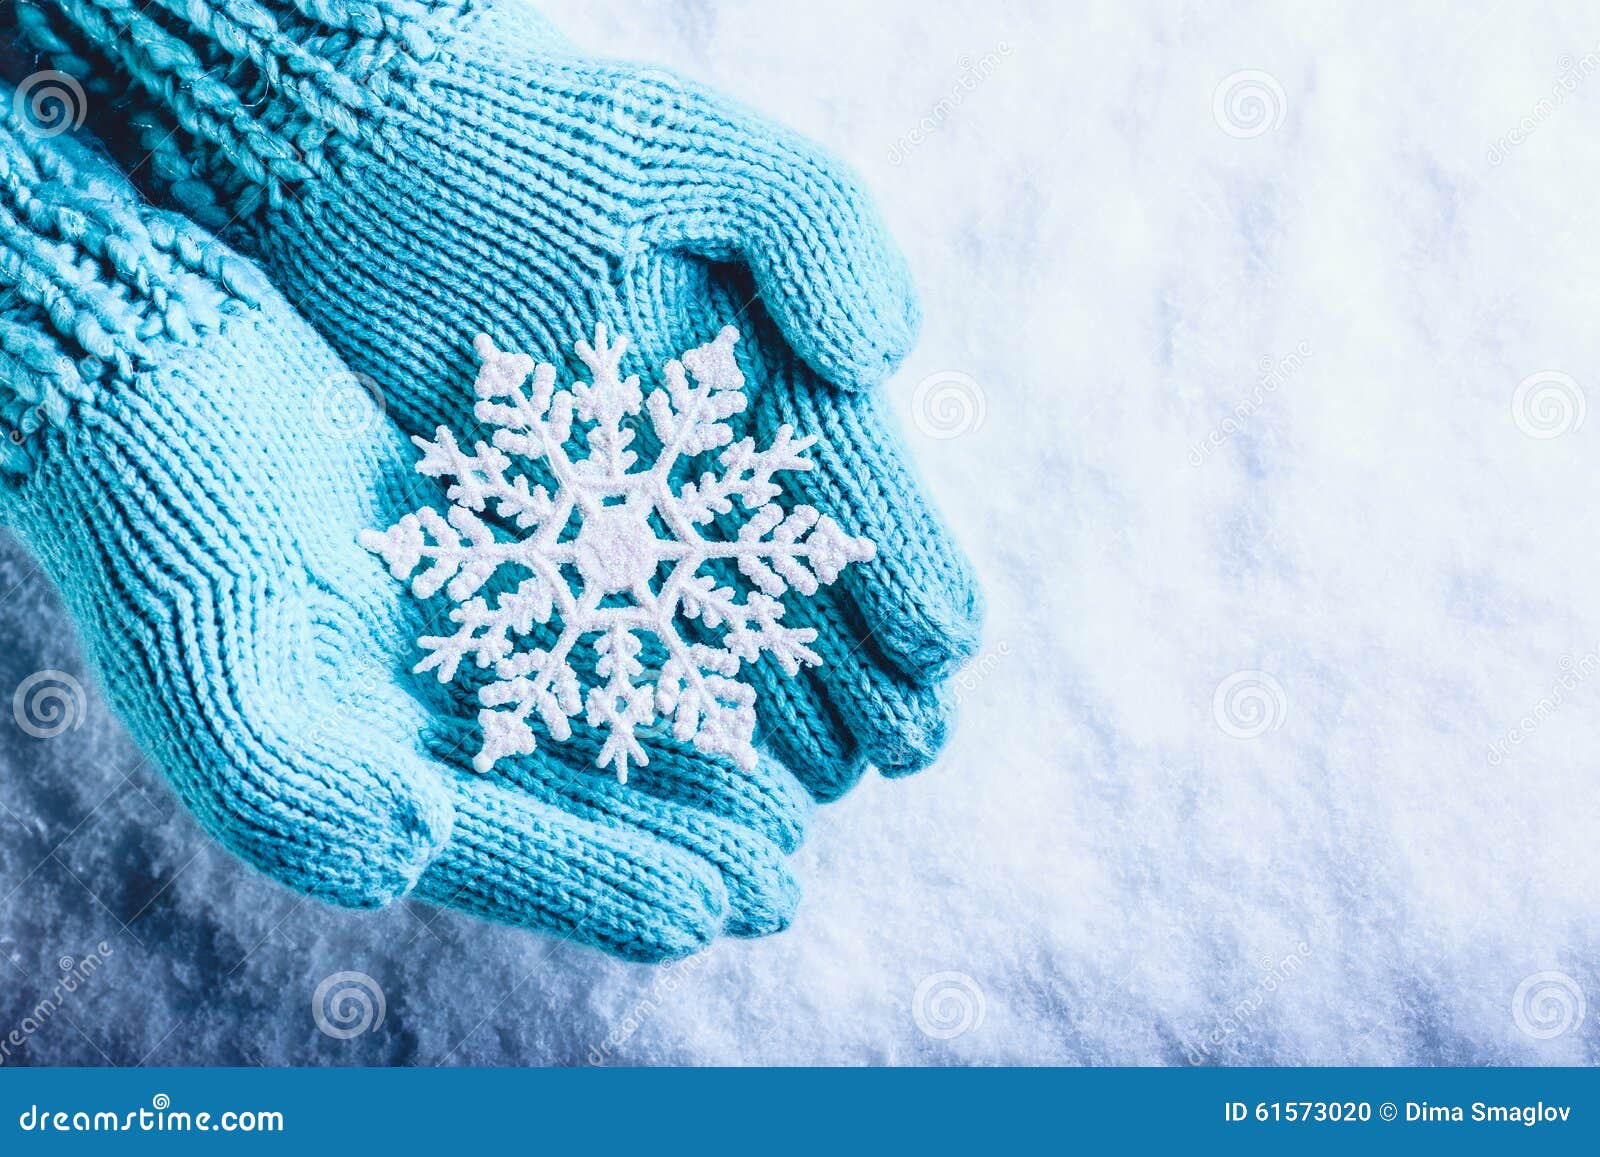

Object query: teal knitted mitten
[12,0,986,800]
[0,91,808,960]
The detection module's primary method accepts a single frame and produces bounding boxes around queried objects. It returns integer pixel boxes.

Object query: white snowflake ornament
[360,325,876,782]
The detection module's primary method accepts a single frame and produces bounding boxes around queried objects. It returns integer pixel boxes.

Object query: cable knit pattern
[9,0,984,798]
[0,114,249,467]
[0,92,810,961]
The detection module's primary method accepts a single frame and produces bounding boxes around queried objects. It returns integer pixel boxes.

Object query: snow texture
[360,326,871,781]
[2,0,1600,1066]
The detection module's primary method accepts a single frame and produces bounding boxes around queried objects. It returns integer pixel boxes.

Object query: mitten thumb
[624,68,922,390]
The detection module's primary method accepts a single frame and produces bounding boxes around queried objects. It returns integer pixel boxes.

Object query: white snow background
[1,0,1598,1065]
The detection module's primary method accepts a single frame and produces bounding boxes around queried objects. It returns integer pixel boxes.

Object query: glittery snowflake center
[360,325,876,782]
[574,500,660,593]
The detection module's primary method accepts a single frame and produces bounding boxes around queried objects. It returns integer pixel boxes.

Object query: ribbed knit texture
[0,91,807,962]
[11,0,986,799]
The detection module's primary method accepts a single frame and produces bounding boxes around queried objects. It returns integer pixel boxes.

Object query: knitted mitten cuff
[13,0,918,395]
[0,108,270,472]
[0,92,455,905]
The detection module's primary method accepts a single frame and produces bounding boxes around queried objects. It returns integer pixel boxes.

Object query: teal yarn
[12,0,986,800]
[0,90,808,961]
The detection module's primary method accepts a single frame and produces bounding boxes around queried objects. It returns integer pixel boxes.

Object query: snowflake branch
[570,325,645,482]
[647,326,747,481]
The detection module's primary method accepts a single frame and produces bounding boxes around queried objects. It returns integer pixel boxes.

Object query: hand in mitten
[0,92,807,959]
[12,0,985,800]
